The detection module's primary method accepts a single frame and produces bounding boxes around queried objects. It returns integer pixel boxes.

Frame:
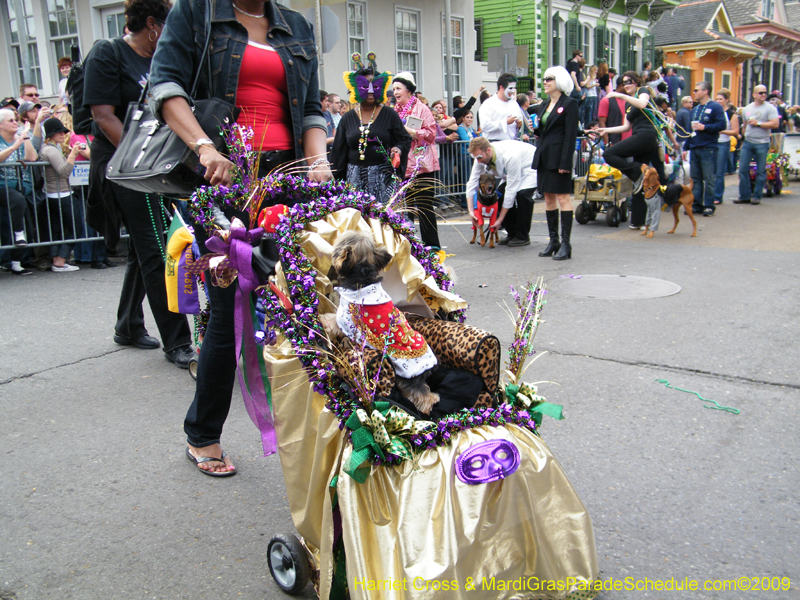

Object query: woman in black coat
[532,66,580,260]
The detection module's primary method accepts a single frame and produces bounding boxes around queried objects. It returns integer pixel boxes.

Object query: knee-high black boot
[539,210,561,257]
[553,211,572,260]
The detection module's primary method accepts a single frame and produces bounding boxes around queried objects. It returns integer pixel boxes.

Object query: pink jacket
[402,100,439,178]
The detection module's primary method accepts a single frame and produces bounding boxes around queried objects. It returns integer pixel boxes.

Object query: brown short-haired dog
[640,164,697,238]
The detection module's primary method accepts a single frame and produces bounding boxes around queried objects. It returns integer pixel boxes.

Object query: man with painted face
[478,73,526,142]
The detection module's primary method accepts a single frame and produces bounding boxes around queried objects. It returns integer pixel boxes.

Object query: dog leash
[654,379,740,414]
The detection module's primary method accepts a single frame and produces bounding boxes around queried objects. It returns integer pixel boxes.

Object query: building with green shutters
[475,0,679,98]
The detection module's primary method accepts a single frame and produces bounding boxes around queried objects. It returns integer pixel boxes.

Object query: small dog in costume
[639,164,696,238]
[332,231,440,414]
[470,173,500,248]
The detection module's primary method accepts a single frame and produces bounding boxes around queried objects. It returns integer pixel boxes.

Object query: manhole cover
[547,275,681,299]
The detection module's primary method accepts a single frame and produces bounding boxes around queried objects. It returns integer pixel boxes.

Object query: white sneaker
[14,231,27,246]
[51,264,80,272]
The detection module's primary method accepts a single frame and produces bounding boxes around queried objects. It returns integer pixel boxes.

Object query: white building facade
[0,0,491,107]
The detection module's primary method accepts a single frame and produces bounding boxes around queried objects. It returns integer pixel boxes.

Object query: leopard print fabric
[334,316,501,409]
[407,316,500,408]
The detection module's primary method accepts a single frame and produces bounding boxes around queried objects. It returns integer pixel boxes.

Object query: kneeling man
[466,137,537,247]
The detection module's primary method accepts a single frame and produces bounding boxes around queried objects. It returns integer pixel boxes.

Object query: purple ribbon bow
[205,223,277,456]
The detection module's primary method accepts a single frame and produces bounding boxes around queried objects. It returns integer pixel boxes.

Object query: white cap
[394,71,416,88]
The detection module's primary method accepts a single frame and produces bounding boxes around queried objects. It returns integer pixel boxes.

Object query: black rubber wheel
[575,203,590,224]
[588,203,599,220]
[606,205,620,227]
[268,533,310,595]
[619,200,630,222]
[188,356,198,380]
[765,181,774,197]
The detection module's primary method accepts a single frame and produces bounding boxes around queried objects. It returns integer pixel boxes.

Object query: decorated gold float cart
[218,175,603,600]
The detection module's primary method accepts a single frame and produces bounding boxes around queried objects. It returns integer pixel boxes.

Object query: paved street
[2,176,799,600]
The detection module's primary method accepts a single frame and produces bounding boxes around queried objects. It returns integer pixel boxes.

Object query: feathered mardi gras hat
[343,51,392,105]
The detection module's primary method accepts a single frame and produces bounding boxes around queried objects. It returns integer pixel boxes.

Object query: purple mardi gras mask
[455,440,520,485]
[352,74,390,104]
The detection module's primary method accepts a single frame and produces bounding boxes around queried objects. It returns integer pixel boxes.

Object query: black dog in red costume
[470,173,500,248]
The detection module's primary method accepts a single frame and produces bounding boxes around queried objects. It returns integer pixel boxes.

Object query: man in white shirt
[734,85,780,205]
[466,137,537,246]
[478,73,525,141]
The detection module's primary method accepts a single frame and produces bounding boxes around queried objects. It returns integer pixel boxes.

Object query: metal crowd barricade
[0,160,128,253]
[433,139,472,205]
[1,138,594,252]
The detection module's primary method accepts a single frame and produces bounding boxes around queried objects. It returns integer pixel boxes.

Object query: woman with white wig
[532,65,580,260]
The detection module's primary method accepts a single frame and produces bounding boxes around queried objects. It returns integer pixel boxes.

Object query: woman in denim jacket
[150,0,332,476]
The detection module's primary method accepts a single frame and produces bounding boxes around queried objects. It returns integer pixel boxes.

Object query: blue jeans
[690,146,718,211]
[185,277,237,447]
[581,96,598,125]
[737,140,769,201]
[714,141,731,203]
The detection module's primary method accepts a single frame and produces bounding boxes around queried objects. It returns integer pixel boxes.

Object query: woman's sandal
[185,446,237,477]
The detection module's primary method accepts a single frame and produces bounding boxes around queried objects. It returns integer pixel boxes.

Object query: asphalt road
[1,176,798,600]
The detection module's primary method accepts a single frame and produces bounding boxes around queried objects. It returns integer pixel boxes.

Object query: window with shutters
[594,25,609,64]
[583,24,591,64]
[620,31,631,75]
[396,8,420,82]
[474,17,483,61]
[565,18,581,59]
[631,33,641,73]
[552,14,562,67]
[347,1,367,59]
[642,34,655,73]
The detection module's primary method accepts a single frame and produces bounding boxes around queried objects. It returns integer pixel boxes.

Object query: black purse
[106,0,239,197]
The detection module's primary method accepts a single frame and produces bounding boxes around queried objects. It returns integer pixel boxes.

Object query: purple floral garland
[189,124,256,232]
[260,176,537,465]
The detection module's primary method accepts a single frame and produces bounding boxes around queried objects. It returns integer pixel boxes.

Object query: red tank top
[236,42,293,151]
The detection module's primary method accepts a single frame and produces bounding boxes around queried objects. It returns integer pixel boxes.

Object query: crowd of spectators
[1,79,115,275]
[5,54,797,274]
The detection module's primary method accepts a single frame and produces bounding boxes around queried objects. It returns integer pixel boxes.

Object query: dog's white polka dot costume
[335,283,437,378]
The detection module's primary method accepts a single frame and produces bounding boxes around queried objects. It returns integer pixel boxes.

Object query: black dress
[532,94,580,194]
[332,106,411,204]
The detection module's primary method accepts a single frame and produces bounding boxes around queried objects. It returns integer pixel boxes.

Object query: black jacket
[531,94,580,172]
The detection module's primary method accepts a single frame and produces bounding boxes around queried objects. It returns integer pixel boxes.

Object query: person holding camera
[37,118,82,272]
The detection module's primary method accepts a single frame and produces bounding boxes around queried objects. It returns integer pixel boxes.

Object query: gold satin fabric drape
[264,210,598,599]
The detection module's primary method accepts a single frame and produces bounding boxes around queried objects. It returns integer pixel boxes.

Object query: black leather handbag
[106,0,239,197]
